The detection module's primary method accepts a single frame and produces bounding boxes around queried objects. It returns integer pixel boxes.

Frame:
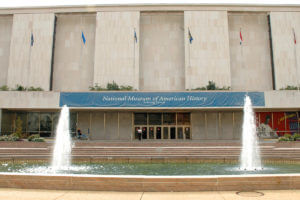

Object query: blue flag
[134,30,137,43]
[30,33,34,46]
[81,31,86,44]
[188,28,193,44]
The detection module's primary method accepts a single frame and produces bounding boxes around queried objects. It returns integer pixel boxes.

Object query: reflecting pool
[1,162,300,176]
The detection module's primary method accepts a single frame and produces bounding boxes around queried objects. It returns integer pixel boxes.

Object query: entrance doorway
[133,113,191,140]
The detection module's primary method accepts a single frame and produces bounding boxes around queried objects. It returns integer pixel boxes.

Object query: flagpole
[189,36,191,91]
[294,38,299,92]
[293,28,299,92]
[28,37,32,88]
[240,28,244,72]
[133,28,136,90]
[241,42,243,68]
[188,27,192,91]
[80,16,84,71]
[80,37,83,69]
[27,16,33,88]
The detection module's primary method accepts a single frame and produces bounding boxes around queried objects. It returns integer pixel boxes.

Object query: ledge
[0,173,299,191]
[0,91,60,109]
[0,90,299,109]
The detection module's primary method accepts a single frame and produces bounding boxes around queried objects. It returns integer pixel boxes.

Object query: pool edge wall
[0,174,299,191]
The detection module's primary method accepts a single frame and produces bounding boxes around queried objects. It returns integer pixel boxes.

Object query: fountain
[0,98,300,191]
[240,95,262,171]
[51,105,72,170]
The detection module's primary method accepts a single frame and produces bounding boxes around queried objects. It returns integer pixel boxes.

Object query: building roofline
[1,3,300,10]
[0,4,300,14]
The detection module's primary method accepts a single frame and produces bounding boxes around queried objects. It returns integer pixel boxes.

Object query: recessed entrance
[133,113,191,140]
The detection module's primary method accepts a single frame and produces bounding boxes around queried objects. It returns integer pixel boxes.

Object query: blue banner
[59,92,265,108]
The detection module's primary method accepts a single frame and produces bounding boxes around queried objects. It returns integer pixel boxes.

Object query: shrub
[120,85,133,91]
[278,136,290,142]
[280,85,300,90]
[13,117,25,138]
[9,133,20,141]
[291,133,300,141]
[0,85,9,91]
[283,133,292,139]
[27,86,43,91]
[14,84,26,91]
[31,137,45,142]
[0,135,8,141]
[0,134,20,141]
[27,134,45,142]
[218,86,231,90]
[106,81,119,90]
[90,82,133,91]
[206,81,216,90]
[192,87,207,91]
[10,85,43,91]
[89,84,106,91]
[192,81,230,91]
[27,134,40,141]
[278,133,300,142]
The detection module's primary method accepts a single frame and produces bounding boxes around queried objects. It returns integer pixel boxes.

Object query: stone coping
[0,173,299,191]
[1,158,300,164]
[1,172,300,178]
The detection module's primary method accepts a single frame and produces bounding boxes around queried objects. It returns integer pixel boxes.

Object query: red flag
[293,28,297,44]
[240,29,243,45]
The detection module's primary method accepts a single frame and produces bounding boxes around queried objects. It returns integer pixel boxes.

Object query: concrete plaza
[0,188,300,200]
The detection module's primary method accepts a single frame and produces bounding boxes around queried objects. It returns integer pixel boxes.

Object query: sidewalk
[0,188,300,200]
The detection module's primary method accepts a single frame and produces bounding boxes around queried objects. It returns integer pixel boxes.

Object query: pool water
[1,162,300,176]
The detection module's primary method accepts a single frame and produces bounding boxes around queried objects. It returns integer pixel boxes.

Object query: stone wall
[270,12,300,89]
[0,91,60,109]
[77,112,90,138]
[140,12,184,91]
[52,13,96,91]
[0,15,12,87]
[191,111,242,140]
[1,174,299,191]
[229,13,273,91]
[90,112,105,140]
[78,111,132,140]
[0,109,2,135]
[7,14,55,91]
[93,12,140,89]
[184,11,231,90]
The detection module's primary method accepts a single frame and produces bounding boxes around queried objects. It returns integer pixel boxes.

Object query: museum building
[0,3,299,141]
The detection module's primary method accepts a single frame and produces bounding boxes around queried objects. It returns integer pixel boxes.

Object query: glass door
[142,127,147,139]
[149,127,154,139]
[170,127,176,139]
[185,127,191,139]
[134,127,140,139]
[163,127,169,139]
[156,127,161,139]
[177,127,183,139]
[133,113,191,140]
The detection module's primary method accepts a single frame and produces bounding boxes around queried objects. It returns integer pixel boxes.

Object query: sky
[0,0,299,8]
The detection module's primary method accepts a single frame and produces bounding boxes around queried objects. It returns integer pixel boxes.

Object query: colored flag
[188,28,193,44]
[240,29,243,45]
[30,33,34,46]
[293,28,297,44]
[81,31,86,44]
[134,29,137,43]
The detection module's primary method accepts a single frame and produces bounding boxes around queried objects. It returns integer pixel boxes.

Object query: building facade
[0,4,300,140]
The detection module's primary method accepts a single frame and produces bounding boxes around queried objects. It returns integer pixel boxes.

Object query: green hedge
[0,134,20,141]
[90,81,133,91]
[278,133,300,142]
